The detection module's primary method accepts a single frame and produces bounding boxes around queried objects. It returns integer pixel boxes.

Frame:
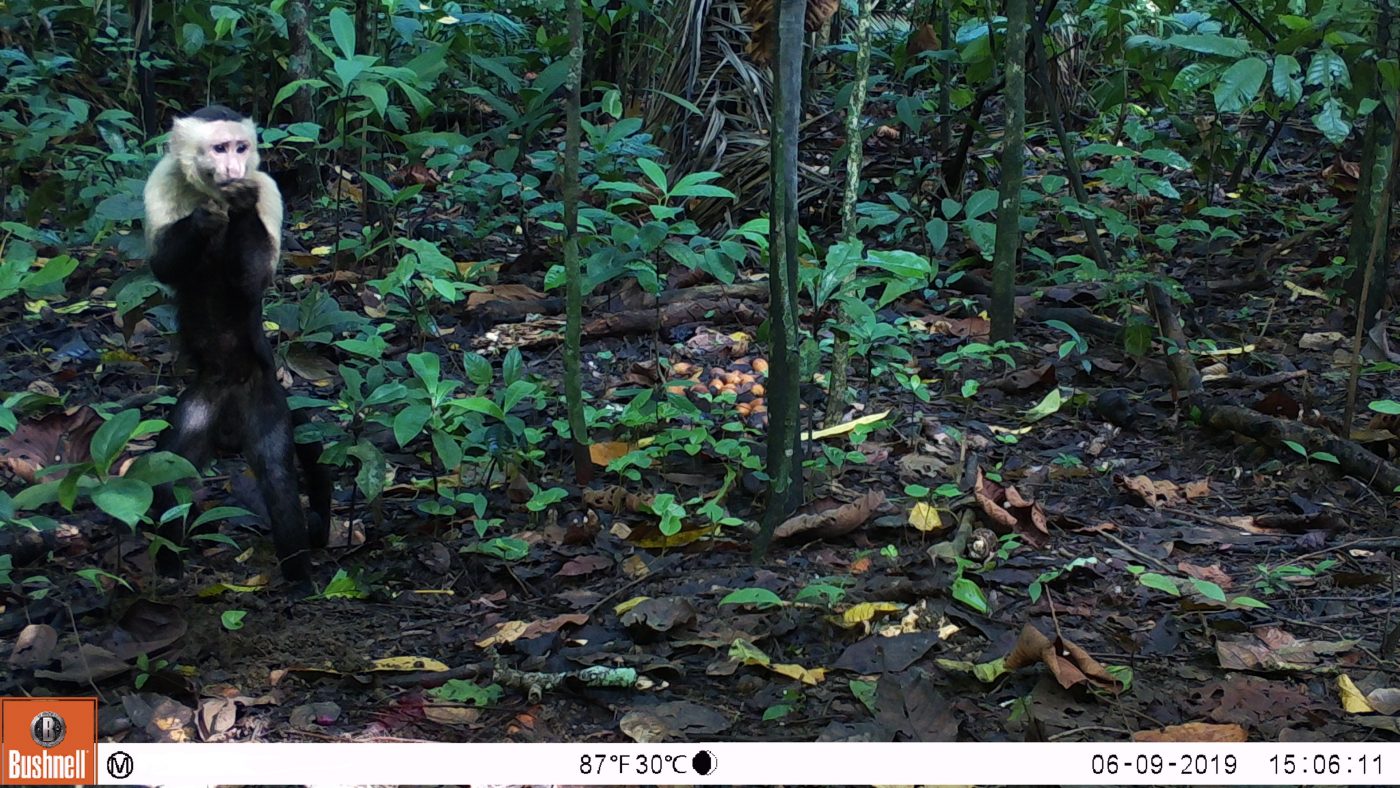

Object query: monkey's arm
[148,206,227,285]
[220,174,282,294]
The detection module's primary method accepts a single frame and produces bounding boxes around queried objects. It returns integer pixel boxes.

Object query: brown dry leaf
[0,405,102,483]
[1004,624,1123,692]
[424,703,481,725]
[1178,561,1233,589]
[773,490,886,541]
[555,554,612,578]
[1118,474,1182,508]
[583,485,654,514]
[1182,478,1211,499]
[466,283,545,309]
[989,362,1055,392]
[196,698,238,741]
[907,22,940,54]
[9,623,58,669]
[973,470,1049,545]
[1133,722,1248,742]
[1216,626,1358,671]
[920,315,991,340]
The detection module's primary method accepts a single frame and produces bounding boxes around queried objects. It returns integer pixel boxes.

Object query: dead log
[583,298,767,337]
[470,283,769,326]
[1199,403,1400,494]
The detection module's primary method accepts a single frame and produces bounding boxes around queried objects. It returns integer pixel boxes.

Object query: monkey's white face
[170,116,262,195]
[196,120,255,184]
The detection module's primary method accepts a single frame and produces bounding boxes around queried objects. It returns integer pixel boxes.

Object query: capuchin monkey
[142,105,331,587]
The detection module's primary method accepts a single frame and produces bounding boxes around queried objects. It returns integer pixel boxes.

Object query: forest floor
[4,125,1400,747]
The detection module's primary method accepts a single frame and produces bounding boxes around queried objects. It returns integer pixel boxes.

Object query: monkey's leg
[152,383,223,577]
[291,407,332,549]
[241,375,313,586]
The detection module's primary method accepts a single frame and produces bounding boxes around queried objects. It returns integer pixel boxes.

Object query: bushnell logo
[30,711,66,749]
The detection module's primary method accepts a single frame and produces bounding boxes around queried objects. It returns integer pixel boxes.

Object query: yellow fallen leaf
[1193,343,1255,357]
[370,656,450,672]
[802,410,891,441]
[589,440,638,466]
[834,601,904,628]
[770,662,826,684]
[614,596,650,616]
[476,620,530,648]
[311,245,334,256]
[1339,673,1375,713]
[908,502,944,532]
[1284,280,1328,301]
[988,424,1034,435]
[196,581,266,598]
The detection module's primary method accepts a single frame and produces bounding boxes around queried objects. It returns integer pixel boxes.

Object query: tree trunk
[754,0,807,559]
[989,0,1028,342]
[824,0,875,427]
[563,0,592,482]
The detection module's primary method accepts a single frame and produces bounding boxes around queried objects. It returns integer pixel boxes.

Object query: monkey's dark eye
[213,143,228,154]
[237,143,249,154]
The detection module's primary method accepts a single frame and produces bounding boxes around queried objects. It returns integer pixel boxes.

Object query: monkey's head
[169,105,261,197]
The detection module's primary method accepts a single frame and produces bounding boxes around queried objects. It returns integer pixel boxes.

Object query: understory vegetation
[3,0,1400,744]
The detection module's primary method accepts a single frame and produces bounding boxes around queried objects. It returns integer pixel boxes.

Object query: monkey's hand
[219,178,261,213]
[190,200,229,235]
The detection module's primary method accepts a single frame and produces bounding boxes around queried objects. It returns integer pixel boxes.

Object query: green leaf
[1369,400,1400,415]
[719,587,785,609]
[1272,54,1303,104]
[463,352,493,388]
[636,158,669,195]
[393,403,431,447]
[925,218,949,251]
[1190,578,1227,602]
[951,576,989,613]
[1165,34,1249,57]
[1213,57,1267,113]
[469,537,529,560]
[963,188,999,221]
[1137,572,1181,596]
[1024,388,1064,422]
[1231,596,1270,609]
[92,478,153,527]
[92,409,142,476]
[1282,440,1309,457]
[221,610,247,630]
[191,506,252,529]
[1312,451,1339,464]
[329,7,356,58]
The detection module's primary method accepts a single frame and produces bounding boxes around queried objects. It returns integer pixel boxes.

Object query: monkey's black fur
[147,119,331,587]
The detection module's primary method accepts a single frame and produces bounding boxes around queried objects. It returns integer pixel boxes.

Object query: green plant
[1255,559,1339,594]
[134,653,170,690]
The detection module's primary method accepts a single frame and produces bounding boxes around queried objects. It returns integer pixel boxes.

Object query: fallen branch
[583,298,766,336]
[470,283,770,326]
[1198,403,1400,495]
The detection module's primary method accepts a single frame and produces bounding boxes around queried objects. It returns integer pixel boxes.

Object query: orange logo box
[0,697,97,785]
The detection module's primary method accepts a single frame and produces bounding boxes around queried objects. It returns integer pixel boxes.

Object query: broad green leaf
[92,409,142,476]
[1165,34,1248,57]
[1190,578,1227,602]
[1369,400,1400,414]
[719,587,785,609]
[636,158,669,194]
[951,576,989,613]
[329,7,356,58]
[1272,54,1303,104]
[1214,57,1267,113]
[1137,572,1180,596]
[963,188,999,221]
[92,478,153,528]
[393,403,432,447]
[1025,388,1064,422]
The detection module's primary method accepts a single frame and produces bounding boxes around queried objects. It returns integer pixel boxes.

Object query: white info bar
[94,742,1399,785]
